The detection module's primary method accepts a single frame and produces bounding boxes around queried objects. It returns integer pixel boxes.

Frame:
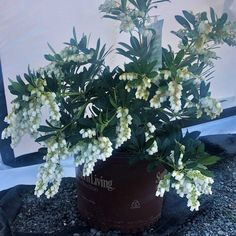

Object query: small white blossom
[198,21,212,35]
[156,148,214,211]
[74,136,113,176]
[80,129,96,139]
[198,97,222,119]
[168,81,183,113]
[115,107,132,148]
[120,14,135,32]
[99,0,117,13]
[150,90,168,109]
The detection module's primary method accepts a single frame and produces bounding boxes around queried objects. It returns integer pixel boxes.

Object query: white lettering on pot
[80,175,115,191]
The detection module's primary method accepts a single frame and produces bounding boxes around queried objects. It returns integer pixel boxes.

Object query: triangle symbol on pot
[130,200,141,209]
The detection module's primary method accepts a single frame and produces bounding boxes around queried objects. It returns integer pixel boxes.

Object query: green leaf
[130,36,140,51]
[175,50,185,66]
[35,134,55,142]
[145,138,155,149]
[44,54,56,62]
[16,75,26,87]
[73,27,77,43]
[182,10,196,25]
[198,155,220,166]
[210,7,216,23]
[129,0,138,8]
[103,15,118,20]
[37,125,58,132]
[47,43,57,55]
[218,13,228,26]
[117,48,135,61]
[8,80,26,95]
[175,15,191,30]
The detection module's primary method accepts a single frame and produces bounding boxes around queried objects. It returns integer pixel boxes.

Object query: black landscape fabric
[0,134,236,236]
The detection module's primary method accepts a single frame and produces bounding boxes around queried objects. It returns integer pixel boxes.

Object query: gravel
[11,155,236,236]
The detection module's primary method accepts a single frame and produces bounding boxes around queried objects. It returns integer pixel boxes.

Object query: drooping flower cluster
[119,73,151,100]
[99,0,117,13]
[150,89,168,109]
[156,148,214,211]
[74,137,113,176]
[145,122,158,155]
[197,96,222,119]
[60,46,94,63]
[99,0,149,33]
[2,79,60,147]
[115,107,132,148]
[119,13,135,32]
[35,136,69,198]
[168,81,183,113]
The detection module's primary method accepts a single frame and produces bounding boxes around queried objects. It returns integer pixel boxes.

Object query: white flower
[99,0,117,13]
[120,14,135,32]
[80,129,96,139]
[74,136,113,176]
[119,72,138,81]
[198,97,222,119]
[147,122,156,133]
[35,136,69,198]
[168,81,183,113]
[115,107,132,148]
[162,70,172,80]
[156,173,171,197]
[2,79,61,147]
[150,90,168,109]
[145,125,158,155]
[198,21,212,35]
[156,169,214,211]
[177,67,192,81]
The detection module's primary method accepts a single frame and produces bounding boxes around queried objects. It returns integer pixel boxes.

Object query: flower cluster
[119,13,135,32]
[168,81,183,113]
[74,137,113,176]
[120,73,151,100]
[156,148,214,211]
[198,96,222,119]
[145,122,158,155]
[99,0,117,13]
[115,107,132,148]
[2,79,60,147]
[150,89,168,109]
[35,137,69,198]
[60,46,93,63]
[80,129,96,139]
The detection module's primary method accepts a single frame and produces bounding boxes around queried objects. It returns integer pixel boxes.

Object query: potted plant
[2,0,236,233]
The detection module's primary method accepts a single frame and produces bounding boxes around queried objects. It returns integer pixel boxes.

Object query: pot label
[80,174,115,192]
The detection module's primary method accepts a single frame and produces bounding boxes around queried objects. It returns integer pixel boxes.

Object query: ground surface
[11,154,236,236]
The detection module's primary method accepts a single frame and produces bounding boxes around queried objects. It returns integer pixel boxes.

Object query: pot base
[76,153,164,233]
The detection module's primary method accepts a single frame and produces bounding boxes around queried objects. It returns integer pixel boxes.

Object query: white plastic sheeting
[0,0,236,191]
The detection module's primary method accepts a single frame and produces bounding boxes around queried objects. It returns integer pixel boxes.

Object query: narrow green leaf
[35,134,55,142]
[210,7,216,23]
[175,15,191,30]
[44,54,56,62]
[182,10,196,25]
[198,155,220,166]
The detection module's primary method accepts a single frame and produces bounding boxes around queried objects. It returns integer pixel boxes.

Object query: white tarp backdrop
[0,0,236,157]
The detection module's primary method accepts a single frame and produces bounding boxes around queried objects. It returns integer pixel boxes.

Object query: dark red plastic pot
[76,152,164,233]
